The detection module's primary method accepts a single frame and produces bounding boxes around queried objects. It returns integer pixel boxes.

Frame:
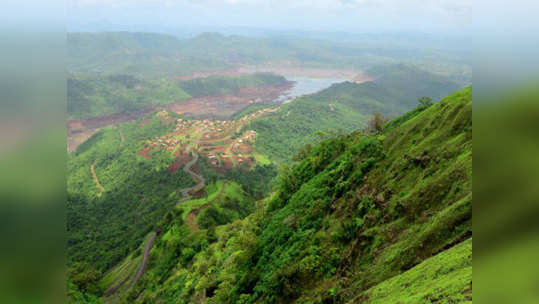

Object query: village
[140,107,279,171]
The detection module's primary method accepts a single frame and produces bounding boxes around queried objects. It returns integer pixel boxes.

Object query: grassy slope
[248,64,463,164]
[363,238,472,303]
[104,86,471,303]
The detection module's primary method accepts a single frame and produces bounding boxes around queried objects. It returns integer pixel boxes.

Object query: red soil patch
[237,144,253,153]
[166,82,292,120]
[168,151,192,174]
[222,158,234,169]
[137,148,152,159]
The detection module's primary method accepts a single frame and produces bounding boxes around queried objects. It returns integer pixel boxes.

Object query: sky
[67,0,472,35]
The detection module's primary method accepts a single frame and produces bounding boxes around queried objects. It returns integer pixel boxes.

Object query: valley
[83,86,472,304]
[66,30,472,304]
[67,70,363,153]
[67,74,291,153]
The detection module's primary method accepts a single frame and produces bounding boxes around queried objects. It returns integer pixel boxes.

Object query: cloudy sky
[67,0,472,34]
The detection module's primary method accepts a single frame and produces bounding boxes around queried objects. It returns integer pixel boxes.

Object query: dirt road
[91,160,105,197]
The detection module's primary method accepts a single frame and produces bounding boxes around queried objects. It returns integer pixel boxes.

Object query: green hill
[67,32,471,82]
[246,64,463,163]
[80,86,471,303]
[68,73,287,120]
[67,112,194,278]
[67,32,227,77]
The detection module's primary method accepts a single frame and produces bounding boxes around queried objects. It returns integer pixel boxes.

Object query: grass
[253,153,271,165]
[362,238,472,304]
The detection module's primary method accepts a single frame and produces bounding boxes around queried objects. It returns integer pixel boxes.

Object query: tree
[367,112,388,134]
[417,96,433,106]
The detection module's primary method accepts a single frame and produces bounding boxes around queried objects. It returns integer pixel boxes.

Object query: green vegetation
[314,64,462,115]
[179,73,286,97]
[246,64,463,163]
[86,86,471,303]
[363,238,472,303]
[246,97,367,163]
[67,32,228,78]
[67,111,194,295]
[68,32,471,83]
[68,73,287,120]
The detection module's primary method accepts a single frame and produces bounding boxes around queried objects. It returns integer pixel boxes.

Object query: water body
[275,77,349,104]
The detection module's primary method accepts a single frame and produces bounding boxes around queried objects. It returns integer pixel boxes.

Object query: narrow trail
[91,160,105,197]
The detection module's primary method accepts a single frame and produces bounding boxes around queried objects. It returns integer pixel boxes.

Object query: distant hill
[68,73,288,120]
[68,32,229,77]
[67,32,471,81]
[78,86,471,303]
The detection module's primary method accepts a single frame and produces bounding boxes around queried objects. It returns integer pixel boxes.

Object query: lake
[274,77,349,104]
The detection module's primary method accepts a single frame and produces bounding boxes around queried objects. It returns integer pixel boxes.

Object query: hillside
[79,86,471,303]
[67,107,284,299]
[246,64,463,163]
[68,73,288,120]
[67,32,471,82]
[67,32,227,77]
[67,112,195,276]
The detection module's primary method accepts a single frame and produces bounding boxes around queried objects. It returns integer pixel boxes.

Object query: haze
[68,0,472,36]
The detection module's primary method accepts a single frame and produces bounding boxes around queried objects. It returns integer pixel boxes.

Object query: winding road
[105,146,206,302]
[179,152,206,202]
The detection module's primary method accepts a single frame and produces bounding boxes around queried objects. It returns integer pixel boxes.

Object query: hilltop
[69,86,471,303]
